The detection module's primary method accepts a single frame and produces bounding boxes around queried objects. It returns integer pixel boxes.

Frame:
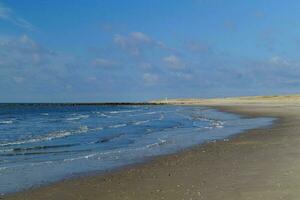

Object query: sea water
[0,104,274,194]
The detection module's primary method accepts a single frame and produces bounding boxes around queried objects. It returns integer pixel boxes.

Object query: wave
[0,166,8,171]
[146,128,153,133]
[108,124,127,128]
[2,150,71,157]
[146,139,167,148]
[13,143,78,152]
[96,133,125,143]
[100,113,109,117]
[92,111,101,114]
[145,111,157,115]
[133,120,150,125]
[211,120,224,128]
[159,114,164,120]
[92,112,111,118]
[63,153,97,162]
[204,126,213,129]
[0,143,79,155]
[1,148,90,157]
[0,160,55,173]
[66,114,89,121]
[129,111,158,117]
[190,114,226,128]
[89,127,103,131]
[194,119,225,129]
[109,110,138,114]
[0,120,13,124]
[0,125,100,147]
[63,149,125,162]
[0,132,72,147]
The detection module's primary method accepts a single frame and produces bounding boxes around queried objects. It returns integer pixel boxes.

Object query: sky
[1,0,300,102]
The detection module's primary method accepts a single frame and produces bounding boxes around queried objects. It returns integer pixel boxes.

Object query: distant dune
[150,94,300,105]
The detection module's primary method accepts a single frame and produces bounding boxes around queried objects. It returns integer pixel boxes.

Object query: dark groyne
[0,102,166,107]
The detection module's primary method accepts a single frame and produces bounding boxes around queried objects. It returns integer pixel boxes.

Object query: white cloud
[113,31,169,55]
[269,56,292,67]
[0,3,35,30]
[130,32,151,43]
[163,55,185,69]
[113,33,140,55]
[0,35,137,100]
[0,35,67,70]
[113,34,127,48]
[0,35,76,93]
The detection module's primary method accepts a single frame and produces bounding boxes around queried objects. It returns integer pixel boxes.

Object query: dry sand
[5,95,300,200]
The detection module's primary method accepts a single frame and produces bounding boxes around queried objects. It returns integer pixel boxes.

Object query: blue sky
[1,0,300,102]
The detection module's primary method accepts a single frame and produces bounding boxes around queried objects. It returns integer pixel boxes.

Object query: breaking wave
[108,124,127,128]
[0,120,13,124]
[0,126,101,147]
[66,114,90,121]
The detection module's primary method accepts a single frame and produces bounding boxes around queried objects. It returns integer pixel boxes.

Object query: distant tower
[165,97,168,104]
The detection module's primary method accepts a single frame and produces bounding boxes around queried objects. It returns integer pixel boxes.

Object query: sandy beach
[4,95,300,200]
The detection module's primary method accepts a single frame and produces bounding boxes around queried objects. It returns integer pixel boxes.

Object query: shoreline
[1,105,272,196]
[4,103,300,199]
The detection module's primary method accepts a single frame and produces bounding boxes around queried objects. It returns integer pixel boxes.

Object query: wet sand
[4,98,300,199]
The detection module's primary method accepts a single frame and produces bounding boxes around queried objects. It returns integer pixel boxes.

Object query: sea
[0,104,274,194]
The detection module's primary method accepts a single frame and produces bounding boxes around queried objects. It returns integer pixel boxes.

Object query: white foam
[204,126,213,129]
[66,114,89,121]
[84,153,97,159]
[158,114,164,120]
[133,120,150,125]
[146,139,167,148]
[94,112,111,118]
[211,121,225,128]
[130,111,157,117]
[109,124,127,128]
[0,167,8,171]
[89,127,103,131]
[76,125,89,133]
[0,148,14,153]
[63,151,118,162]
[63,156,87,162]
[0,120,13,124]
[145,111,157,115]
[0,125,96,147]
[109,110,138,114]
